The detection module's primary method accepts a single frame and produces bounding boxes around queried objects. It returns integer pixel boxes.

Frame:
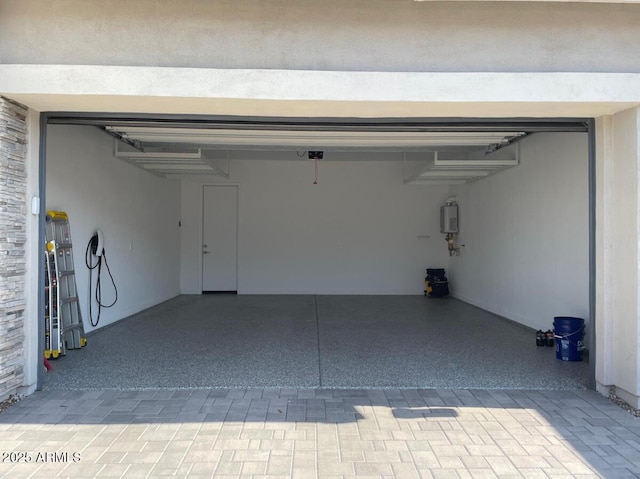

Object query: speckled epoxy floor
[43,295,589,390]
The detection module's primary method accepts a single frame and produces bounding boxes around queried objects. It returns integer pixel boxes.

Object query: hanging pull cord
[313,158,319,185]
[85,239,118,327]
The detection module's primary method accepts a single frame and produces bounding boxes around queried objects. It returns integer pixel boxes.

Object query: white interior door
[202,185,238,292]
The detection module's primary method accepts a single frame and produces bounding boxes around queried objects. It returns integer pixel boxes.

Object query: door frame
[200,183,240,293]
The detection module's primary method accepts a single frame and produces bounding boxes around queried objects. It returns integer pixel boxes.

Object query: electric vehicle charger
[85,230,118,327]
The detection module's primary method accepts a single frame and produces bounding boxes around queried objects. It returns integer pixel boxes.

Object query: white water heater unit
[440,204,459,233]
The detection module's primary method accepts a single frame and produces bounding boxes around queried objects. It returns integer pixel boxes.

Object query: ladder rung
[59,270,75,276]
[60,297,79,304]
[57,243,73,249]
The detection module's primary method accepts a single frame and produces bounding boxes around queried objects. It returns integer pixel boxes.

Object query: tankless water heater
[440,204,459,233]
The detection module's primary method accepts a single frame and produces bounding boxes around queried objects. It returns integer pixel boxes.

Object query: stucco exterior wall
[0,97,27,400]
[595,107,640,409]
[1,0,640,73]
[1,0,640,404]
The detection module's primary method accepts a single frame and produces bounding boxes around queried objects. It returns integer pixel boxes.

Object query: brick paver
[0,389,637,478]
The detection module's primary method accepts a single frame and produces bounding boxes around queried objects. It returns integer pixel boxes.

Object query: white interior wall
[447,133,589,333]
[181,158,450,294]
[46,125,181,332]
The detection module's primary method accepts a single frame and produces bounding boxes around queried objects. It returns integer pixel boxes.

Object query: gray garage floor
[43,295,589,391]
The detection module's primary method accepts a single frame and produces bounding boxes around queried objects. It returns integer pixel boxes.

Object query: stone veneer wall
[0,97,28,399]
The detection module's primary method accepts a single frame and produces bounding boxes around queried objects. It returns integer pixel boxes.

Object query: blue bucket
[553,316,585,361]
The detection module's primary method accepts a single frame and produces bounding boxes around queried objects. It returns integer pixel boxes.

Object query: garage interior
[41,116,591,391]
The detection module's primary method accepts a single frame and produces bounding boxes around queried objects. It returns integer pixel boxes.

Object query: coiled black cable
[85,237,118,327]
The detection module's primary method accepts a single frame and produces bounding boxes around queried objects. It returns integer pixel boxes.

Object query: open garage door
[40,113,594,391]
